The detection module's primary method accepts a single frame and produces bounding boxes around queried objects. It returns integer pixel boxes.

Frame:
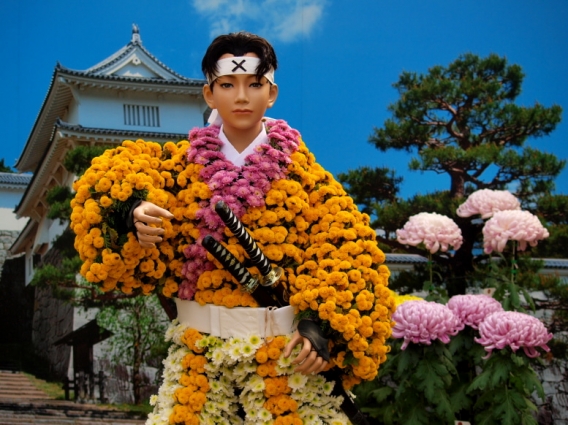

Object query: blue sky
[1,0,567,198]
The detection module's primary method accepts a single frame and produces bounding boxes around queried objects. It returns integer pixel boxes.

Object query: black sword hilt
[201,235,284,307]
[215,201,283,288]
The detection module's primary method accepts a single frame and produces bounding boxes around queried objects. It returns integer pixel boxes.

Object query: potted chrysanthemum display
[355,190,554,425]
[458,190,550,311]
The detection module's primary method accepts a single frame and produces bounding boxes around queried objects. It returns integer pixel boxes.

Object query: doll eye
[250,82,263,88]
[219,82,233,88]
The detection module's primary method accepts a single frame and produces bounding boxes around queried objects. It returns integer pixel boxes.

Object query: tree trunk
[449,171,466,199]
[447,218,477,296]
[132,305,143,405]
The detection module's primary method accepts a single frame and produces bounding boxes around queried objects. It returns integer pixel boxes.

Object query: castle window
[123,104,160,127]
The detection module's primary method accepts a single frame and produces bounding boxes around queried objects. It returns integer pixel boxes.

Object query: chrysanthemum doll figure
[72,32,394,425]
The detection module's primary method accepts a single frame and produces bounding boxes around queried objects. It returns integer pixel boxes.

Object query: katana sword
[214,201,288,303]
[215,201,272,276]
[201,235,284,307]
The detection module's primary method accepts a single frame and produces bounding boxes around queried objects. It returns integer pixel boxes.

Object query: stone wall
[32,286,73,380]
[0,230,20,276]
[537,347,568,424]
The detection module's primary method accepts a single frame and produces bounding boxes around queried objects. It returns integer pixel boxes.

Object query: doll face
[203,53,278,140]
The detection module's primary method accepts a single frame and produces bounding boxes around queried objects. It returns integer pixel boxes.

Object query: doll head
[202,31,278,88]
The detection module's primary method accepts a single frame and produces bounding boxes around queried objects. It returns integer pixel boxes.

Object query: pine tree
[339,53,564,296]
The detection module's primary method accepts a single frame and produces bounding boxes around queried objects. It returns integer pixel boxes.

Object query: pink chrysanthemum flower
[456,189,521,219]
[392,300,464,350]
[475,311,553,358]
[482,210,549,253]
[447,294,503,329]
[396,212,463,254]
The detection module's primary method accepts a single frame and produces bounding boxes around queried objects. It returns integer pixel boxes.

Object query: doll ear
[203,84,216,109]
[267,84,279,109]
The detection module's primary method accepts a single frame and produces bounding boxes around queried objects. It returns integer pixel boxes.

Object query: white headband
[207,56,275,85]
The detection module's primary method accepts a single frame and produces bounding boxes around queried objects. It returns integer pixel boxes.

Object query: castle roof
[0,172,33,189]
[15,25,205,173]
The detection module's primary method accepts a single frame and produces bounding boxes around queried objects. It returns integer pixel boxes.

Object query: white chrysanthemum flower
[321,381,334,396]
[211,349,226,366]
[195,338,208,349]
[240,343,255,358]
[217,398,230,411]
[293,387,308,401]
[257,408,273,421]
[227,345,243,362]
[199,415,217,425]
[234,361,247,374]
[228,337,241,347]
[163,319,178,341]
[170,322,188,345]
[456,189,521,219]
[144,413,158,425]
[482,210,549,253]
[209,380,222,393]
[242,386,264,402]
[311,395,324,407]
[146,405,173,425]
[297,406,322,425]
[312,375,325,387]
[246,409,258,420]
[253,397,264,408]
[246,374,266,393]
[204,362,218,374]
[248,334,263,348]
[243,360,257,373]
[276,354,293,369]
[219,370,233,384]
[396,212,463,253]
[149,394,158,406]
[288,373,308,391]
[173,346,190,362]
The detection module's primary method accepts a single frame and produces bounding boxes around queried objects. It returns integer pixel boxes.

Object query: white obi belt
[175,299,296,339]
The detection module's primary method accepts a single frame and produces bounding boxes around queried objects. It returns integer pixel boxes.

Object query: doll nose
[235,84,248,103]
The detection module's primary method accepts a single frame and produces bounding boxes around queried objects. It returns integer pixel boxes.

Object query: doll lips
[233,109,252,114]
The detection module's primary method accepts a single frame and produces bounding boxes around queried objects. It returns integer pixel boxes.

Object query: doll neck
[219,123,268,167]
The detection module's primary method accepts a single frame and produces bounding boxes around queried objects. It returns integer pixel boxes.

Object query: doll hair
[202,31,278,87]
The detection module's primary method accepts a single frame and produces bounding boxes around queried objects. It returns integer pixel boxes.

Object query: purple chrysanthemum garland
[392,294,552,358]
[177,120,300,299]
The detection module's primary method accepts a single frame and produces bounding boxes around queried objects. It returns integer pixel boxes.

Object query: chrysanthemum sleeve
[70,139,190,296]
[283,142,396,385]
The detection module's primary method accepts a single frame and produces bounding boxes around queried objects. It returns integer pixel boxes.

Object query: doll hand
[283,330,329,375]
[133,201,174,248]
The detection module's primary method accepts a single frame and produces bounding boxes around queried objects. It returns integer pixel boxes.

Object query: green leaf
[449,383,472,413]
[468,369,491,393]
[489,356,513,387]
[521,287,536,311]
[509,282,521,310]
[370,386,394,403]
[402,403,430,425]
[396,346,420,377]
[434,391,456,423]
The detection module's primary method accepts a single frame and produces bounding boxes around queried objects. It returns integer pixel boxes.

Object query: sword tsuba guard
[241,276,260,293]
[259,267,283,287]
